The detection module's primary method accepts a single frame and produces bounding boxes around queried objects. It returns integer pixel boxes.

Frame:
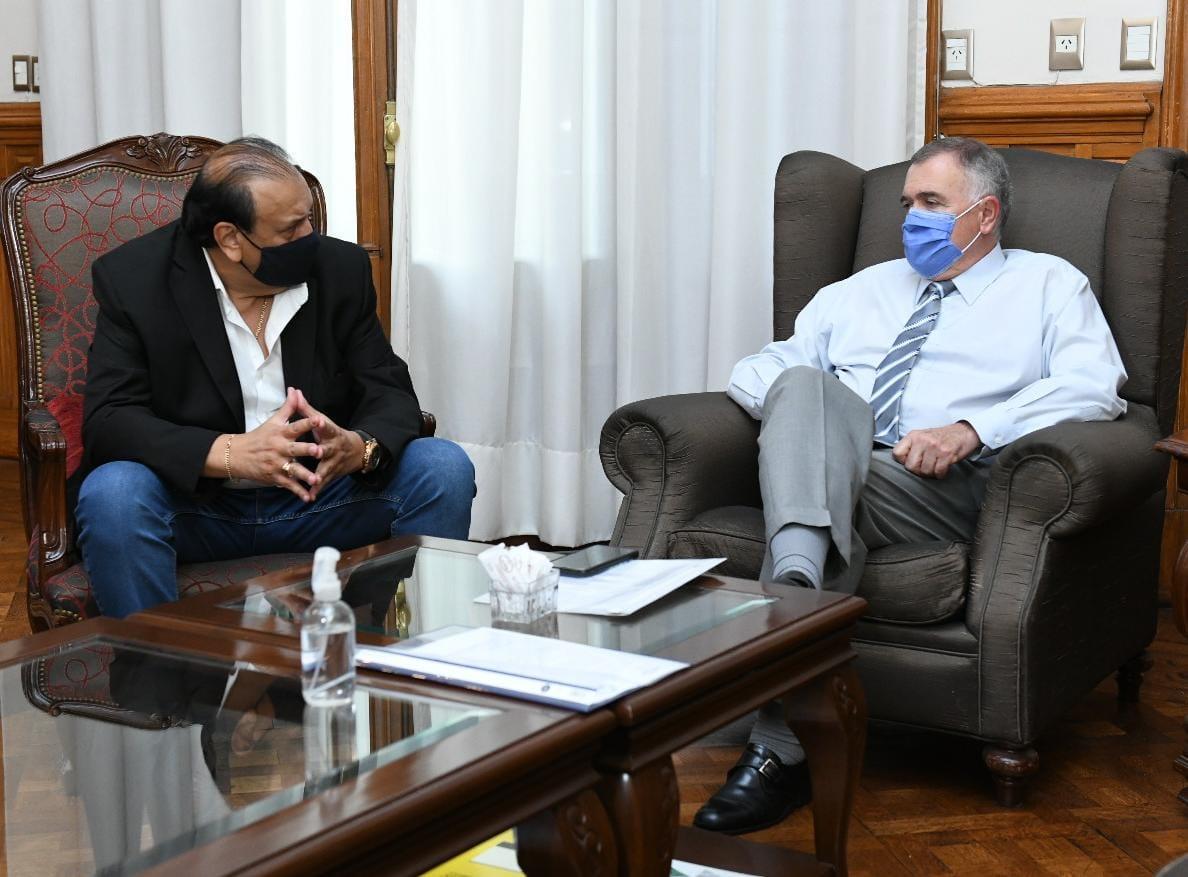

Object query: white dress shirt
[727,245,1126,450]
[203,250,308,485]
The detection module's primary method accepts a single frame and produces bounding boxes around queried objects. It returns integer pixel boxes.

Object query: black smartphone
[553,545,638,577]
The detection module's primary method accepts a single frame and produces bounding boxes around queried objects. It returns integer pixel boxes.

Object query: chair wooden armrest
[1155,431,1188,460]
[21,402,72,574]
[419,411,437,438]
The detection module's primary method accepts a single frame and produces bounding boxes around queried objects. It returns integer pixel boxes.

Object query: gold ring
[281,460,294,477]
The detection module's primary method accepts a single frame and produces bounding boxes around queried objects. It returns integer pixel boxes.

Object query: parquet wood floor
[0,459,1187,873]
[676,611,1188,875]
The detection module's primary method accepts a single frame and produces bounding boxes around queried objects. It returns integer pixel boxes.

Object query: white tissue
[478,543,554,591]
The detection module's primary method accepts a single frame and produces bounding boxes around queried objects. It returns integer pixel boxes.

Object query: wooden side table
[1156,429,1188,802]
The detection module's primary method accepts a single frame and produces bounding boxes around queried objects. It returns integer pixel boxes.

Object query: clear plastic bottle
[303,701,359,791]
[301,546,356,706]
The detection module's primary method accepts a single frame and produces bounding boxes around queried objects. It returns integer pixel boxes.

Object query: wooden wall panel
[0,104,42,460]
[938,82,1162,161]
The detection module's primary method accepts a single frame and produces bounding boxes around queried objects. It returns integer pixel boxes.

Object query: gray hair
[909,137,1011,236]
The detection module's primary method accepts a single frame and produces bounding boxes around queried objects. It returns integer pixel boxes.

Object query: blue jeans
[76,437,476,618]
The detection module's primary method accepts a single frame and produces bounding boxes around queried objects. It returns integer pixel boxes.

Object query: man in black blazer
[76,137,475,617]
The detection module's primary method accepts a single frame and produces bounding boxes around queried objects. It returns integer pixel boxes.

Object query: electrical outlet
[941,28,974,81]
[1120,17,1156,70]
[1050,18,1085,71]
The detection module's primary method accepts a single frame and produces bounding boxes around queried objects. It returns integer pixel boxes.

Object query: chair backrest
[0,132,327,481]
[772,147,1188,433]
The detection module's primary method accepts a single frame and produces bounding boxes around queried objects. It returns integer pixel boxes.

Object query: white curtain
[35,0,356,241]
[395,0,927,547]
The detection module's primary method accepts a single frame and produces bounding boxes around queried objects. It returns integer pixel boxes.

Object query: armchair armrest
[966,409,1165,740]
[600,392,761,556]
[1155,429,1188,460]
[981,409,1165,541]
[22,402,71,570]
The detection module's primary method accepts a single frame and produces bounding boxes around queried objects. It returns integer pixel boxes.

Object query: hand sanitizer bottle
[301,547,356,706]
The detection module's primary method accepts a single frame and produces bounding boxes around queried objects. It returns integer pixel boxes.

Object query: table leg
[517,787,619,876]
[597,757,680,877]
[784,661,866,877]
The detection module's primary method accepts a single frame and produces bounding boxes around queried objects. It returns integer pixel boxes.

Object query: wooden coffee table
[143,536,869,876]
[0,616,616,876]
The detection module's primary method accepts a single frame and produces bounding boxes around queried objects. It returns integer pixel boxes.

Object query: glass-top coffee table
[154,536,777,656]
[141,536,870,876]
[0,616,613,876]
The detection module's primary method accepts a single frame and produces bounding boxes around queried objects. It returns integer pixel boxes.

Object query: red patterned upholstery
[16,170,195,477]
[22,642,126,721]
[20,642,180,730]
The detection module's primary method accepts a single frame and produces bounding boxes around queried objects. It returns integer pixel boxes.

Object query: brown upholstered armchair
[600,147,1188,805]
[0,132,433,630]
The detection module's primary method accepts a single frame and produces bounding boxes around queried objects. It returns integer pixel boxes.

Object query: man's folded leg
[695,366,874,834]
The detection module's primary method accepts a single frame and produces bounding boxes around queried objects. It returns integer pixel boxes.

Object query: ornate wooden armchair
[0,132,423,630]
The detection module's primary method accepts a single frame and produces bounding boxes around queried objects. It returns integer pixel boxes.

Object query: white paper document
[474,557,726,617]
[356,625,687,712]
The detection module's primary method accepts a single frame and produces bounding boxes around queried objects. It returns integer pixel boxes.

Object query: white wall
[0,0,40,102]
[943,0,1165,86]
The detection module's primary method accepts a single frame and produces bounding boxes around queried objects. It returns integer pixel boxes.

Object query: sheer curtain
[395,0,927,546]
[35,0,356,240]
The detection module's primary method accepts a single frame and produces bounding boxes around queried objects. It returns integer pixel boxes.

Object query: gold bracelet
[223,435,234,480]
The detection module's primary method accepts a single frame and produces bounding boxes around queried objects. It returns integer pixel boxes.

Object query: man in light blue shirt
[694,137,1126,836]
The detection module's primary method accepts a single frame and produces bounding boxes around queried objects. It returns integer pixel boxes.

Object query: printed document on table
[474,558,726,617]
[356,625,687,712]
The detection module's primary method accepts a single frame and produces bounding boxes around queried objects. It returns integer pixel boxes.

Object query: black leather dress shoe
[692,743,811,835]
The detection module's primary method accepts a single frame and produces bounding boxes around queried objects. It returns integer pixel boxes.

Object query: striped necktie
[870,280,957,446]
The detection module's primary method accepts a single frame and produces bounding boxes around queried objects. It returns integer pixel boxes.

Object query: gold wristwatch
[357,431,381,474]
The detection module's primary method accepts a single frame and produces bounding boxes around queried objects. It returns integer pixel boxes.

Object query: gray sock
[747,699,806,765]
[770,524,829,589]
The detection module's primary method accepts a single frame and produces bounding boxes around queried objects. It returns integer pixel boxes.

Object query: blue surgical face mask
[902,197,986,279]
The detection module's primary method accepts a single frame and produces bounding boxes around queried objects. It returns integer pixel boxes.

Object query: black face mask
[238,228,320,288]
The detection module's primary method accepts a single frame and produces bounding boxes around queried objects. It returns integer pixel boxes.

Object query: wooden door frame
[352,0,394,334]
[924,0,941,144]
[1165,0,1188,149]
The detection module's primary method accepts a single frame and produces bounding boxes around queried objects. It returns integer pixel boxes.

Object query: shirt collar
[916,244,1006,305]
[202,248,308,343]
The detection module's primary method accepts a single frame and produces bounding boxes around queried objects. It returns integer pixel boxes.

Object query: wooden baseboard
[939,82,1162,161]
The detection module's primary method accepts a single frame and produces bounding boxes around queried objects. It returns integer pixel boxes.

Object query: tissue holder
[489,569,560,624]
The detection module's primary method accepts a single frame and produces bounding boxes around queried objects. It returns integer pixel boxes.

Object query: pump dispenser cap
[311,546,342,602]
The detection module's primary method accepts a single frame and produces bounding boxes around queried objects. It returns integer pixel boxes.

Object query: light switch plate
[10,55,29,93]
[1120,17,1157,70]
[1050,18,1085,71]
[941,28,974,81]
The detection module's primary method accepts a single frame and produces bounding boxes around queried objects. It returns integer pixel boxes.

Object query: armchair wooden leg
[982,744,1039,807]
[1116,650,1153,704]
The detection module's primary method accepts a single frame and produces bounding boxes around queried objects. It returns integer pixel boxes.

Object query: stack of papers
[474,557,725,616]
[357,625,687,711]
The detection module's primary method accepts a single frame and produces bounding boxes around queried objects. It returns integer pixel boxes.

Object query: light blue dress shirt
[727,245,1127,450]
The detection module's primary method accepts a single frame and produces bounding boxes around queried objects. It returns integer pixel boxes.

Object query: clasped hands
[219,387,364,502]
[892,421,982,479]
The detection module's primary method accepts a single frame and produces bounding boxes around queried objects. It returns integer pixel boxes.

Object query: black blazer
[82,221,422,495]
